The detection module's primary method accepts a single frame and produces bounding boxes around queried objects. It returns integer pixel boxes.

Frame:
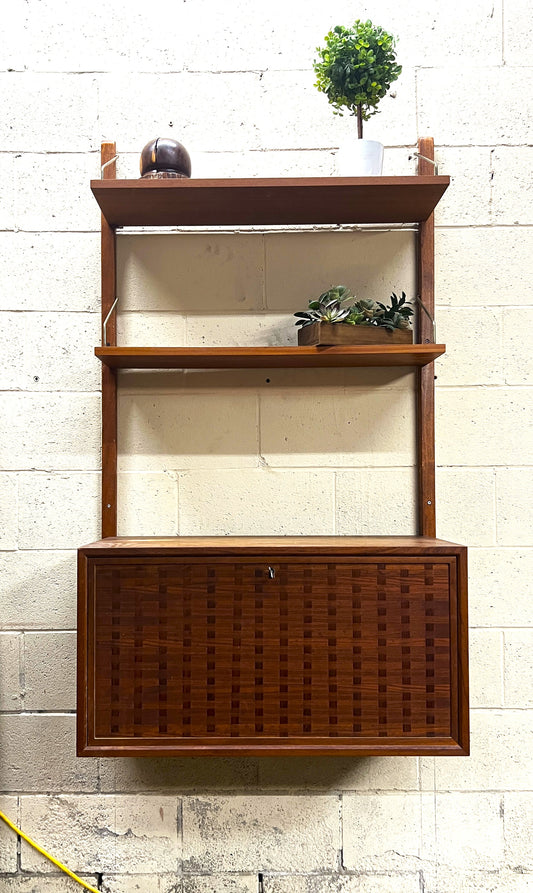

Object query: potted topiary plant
[313,19,402,175]
[295,286,413,345]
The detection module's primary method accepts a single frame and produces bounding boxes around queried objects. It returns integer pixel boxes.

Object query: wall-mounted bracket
[102,296,119,346]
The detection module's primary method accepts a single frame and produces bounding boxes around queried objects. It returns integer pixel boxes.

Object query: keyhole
[268,566,275,579]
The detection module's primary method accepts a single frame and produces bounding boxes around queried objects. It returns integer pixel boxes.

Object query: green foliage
[375,290,413,331]
[294,287,413,332]
[294,285,355,327]
[313,19,402,132]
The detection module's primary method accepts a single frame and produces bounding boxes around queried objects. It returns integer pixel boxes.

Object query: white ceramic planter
[336,139,384,176]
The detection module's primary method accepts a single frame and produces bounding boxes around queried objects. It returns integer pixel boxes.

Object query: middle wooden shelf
[95,344,445,369]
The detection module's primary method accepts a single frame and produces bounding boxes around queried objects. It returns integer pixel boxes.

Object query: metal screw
[427,500,432,505]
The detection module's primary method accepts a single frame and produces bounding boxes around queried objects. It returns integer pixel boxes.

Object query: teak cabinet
[78,138,469,757]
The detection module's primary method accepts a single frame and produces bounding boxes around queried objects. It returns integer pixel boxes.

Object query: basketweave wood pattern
[79,541,467,755]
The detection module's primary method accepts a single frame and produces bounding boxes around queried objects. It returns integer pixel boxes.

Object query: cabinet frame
[80,138,468,757]
[96,137,442,539]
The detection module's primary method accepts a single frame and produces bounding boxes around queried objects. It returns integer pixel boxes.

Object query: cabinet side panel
[76,552,89,755]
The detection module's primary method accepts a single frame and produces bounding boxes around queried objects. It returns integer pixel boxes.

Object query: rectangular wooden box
[297,323,414,346]
[77,536,468,756]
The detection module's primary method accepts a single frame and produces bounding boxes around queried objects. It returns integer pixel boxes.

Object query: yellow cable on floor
[0,809,100,893]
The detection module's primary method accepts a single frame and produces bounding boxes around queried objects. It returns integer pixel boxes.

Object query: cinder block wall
[1,2,532,892]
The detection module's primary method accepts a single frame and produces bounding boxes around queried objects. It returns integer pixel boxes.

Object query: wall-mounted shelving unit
[77,138,469,758]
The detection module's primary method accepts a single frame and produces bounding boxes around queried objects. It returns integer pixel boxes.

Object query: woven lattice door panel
[86,556,457,750]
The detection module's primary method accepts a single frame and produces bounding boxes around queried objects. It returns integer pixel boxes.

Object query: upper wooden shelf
[90,176,450,227]
[95,345,445,369]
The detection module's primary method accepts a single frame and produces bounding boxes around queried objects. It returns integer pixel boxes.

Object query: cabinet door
[80,554,466,755]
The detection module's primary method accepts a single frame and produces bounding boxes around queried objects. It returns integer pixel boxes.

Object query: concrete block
[421,710,533,792]
[0,0,27,70]
[18,473,100,550]
[182,877,257,893]
[257,756,419,792]
[118,391,258,471]
[433,792,503,870]
[263,875,421,893]
[24,0,189,72]
[504,309,533,386]
[335,468,417,536]
[424,868,533,893]
[178,468,335,536]
[418,67,533,145]
[20,795,179,873]
[0,232,100,313]
[504,0,533,64]
[181,3,331,71]
[117,233,264,314]
[102,877,164,893]
[504,792,533,870]
[436,308,503,386]
[98,72,262,153]
[0,796,20,872]
[191,149,336,179]
[23,631,76,711]
[380,148,418,177]
[0,473,18,550]
[496,468,533,546]
[342,793,429,871]
[118,472,178,536]
[491,149,533,225]
[0,633,22,710]
[376,0,502,66]
[0,154,15,229]
[261,388,415,467]
[469,629,504,708]
[0,550,77,630]
[0,73,98,152]
[0,879,101,892]
[182,795,339,872]
[436,466,496,547]
[469,548,533,627]
[0,312,25,390]
[436,389,533,466]
[14,153,100,232]
[23,312,100,392]
[0,393,100,471]
[0,715,99,793]
[504,630,533,708]
[117,313,186,347]
[264,231,416,314]
[435,226,533,307]
[99,757,258,793]
[186,314,296,347]
[432,147,492,227]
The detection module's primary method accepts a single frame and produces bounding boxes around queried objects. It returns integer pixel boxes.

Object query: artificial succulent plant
[294,287,413,332]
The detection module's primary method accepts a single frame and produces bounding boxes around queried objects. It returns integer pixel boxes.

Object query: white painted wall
[1,1,532,891]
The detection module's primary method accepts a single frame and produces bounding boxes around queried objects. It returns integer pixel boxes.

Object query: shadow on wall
[98,755,414,792]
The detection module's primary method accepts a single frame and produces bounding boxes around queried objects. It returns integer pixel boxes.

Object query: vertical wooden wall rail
[416,137,437,537]
[100,142,118,538]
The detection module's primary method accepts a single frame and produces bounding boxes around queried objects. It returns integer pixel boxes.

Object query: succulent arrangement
[313,20,402,138]
[294,287,413,333]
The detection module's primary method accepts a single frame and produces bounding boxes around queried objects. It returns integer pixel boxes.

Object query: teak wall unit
[78,138,469,757]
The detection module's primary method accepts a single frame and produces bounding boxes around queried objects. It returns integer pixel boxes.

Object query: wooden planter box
[298,322,414,347]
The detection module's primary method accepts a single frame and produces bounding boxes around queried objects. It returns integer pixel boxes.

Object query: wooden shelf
[90,176,450,227]
[95,344,445,369]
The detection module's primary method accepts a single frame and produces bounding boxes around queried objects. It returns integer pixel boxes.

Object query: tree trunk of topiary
[357,105,363,139]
